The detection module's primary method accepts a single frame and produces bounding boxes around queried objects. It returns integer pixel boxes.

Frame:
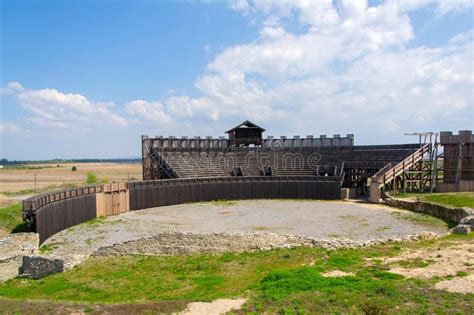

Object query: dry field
[0,163,142,194]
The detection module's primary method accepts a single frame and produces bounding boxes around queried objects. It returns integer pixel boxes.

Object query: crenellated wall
[440,130,474,183]
[142,134,354,149]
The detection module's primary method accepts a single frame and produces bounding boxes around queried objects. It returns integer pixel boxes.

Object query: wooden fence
[35,195,97,244]
[128,176,342,210]
[23,176,343,244]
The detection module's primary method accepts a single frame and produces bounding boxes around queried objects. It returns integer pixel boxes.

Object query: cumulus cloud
[2,0,472,143]
[125,100,172,124]
[167,96,220,121]
[4,84,128,130]
[0,81,24,95]
[194,0,473,139]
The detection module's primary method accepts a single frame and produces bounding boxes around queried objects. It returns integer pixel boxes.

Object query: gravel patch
[43,200,449,261]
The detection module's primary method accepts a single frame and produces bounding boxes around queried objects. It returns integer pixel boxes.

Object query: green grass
[390,210,449,229]
[423,193,474,208]
[0,203,27,233]
[396,258,432,269]
[2,189,37,197]
[39,243,60,254]
[2,183,79,197]
[0,165,55,171]
[395,192,474,208]
[82,216,107,227]
[0,234,473,314]
[209,199,238,206]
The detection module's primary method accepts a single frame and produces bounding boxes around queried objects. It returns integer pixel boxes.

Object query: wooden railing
[23,185,104,215]
[371,144,430,188]
[23,176,344,243]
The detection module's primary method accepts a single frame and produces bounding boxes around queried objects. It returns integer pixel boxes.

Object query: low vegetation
[85,172,109,185]
[0,165,55,171]
[39,243,60,254]
[395,192,474,208]
[0,234,472,313]
[390,210,449,229]
[0,203,27,233]
[422,193,474,208]
[82,216,107,227]
[2,183,79,197]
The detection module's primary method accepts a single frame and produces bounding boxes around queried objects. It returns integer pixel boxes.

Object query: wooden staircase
[369,144,430,202]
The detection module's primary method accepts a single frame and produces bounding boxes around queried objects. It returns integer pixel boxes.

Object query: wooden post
[402,160,406,194]
[392,168,396,195]
[455,143,462,191]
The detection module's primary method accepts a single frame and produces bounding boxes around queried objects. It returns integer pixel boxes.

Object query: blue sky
[1,0,473,160]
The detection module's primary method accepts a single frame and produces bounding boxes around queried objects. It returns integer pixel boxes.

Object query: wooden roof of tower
[225,120,266,133]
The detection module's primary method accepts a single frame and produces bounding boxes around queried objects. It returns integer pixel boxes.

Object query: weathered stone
[451,225,471,235]
[92,231,441,257]
[0,256,22,282]
[0,233,39,282]
[459,215,474,228]
[21,256,64,279]
[384,197,474,224]
[0,233,39,260]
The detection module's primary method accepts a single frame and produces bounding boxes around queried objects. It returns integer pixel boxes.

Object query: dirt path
[179,298,247,315]
[383,242,474,293]
[0,297,187,314]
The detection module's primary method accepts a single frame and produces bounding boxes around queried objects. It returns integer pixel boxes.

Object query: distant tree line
[0,158,141,165]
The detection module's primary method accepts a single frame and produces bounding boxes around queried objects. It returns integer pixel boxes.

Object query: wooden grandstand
[142,121,422,195]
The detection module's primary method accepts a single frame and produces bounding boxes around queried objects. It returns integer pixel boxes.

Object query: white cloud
[397,0,474,16]
[7,82,24,91]
[194,0,472,139]
[4,84,129,130]
[3,0,473,146]
[0,81,24,95]
[167,96,220,121]
[230,0,249,13]
[125,100,172,124]
[0,123,20,134]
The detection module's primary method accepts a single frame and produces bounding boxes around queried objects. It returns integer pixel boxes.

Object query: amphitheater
[15,123,474,275]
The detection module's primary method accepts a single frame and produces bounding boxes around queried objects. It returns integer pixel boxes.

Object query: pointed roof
[225,120,266,133]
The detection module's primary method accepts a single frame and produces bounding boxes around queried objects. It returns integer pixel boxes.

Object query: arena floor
[44,200,449,258]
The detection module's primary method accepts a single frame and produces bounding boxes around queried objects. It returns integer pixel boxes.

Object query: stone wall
[383,197,473,224]
[0,233,39,282]
[93,231,440,257]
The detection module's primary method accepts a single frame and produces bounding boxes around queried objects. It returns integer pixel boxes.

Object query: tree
[71,166,77,172]
[86,172,98,184]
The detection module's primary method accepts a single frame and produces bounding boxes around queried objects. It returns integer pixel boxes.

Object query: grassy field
[0,203,26,234]
[0,162,141,194]
[0,234,472,314]
[395,192,474,208]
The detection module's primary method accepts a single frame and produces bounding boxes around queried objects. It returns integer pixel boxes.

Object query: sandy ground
[179,298,247,315]
[0,162,141,193]
[44,200,448,258]
[384,242,474,294]
[321,270,355,277]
